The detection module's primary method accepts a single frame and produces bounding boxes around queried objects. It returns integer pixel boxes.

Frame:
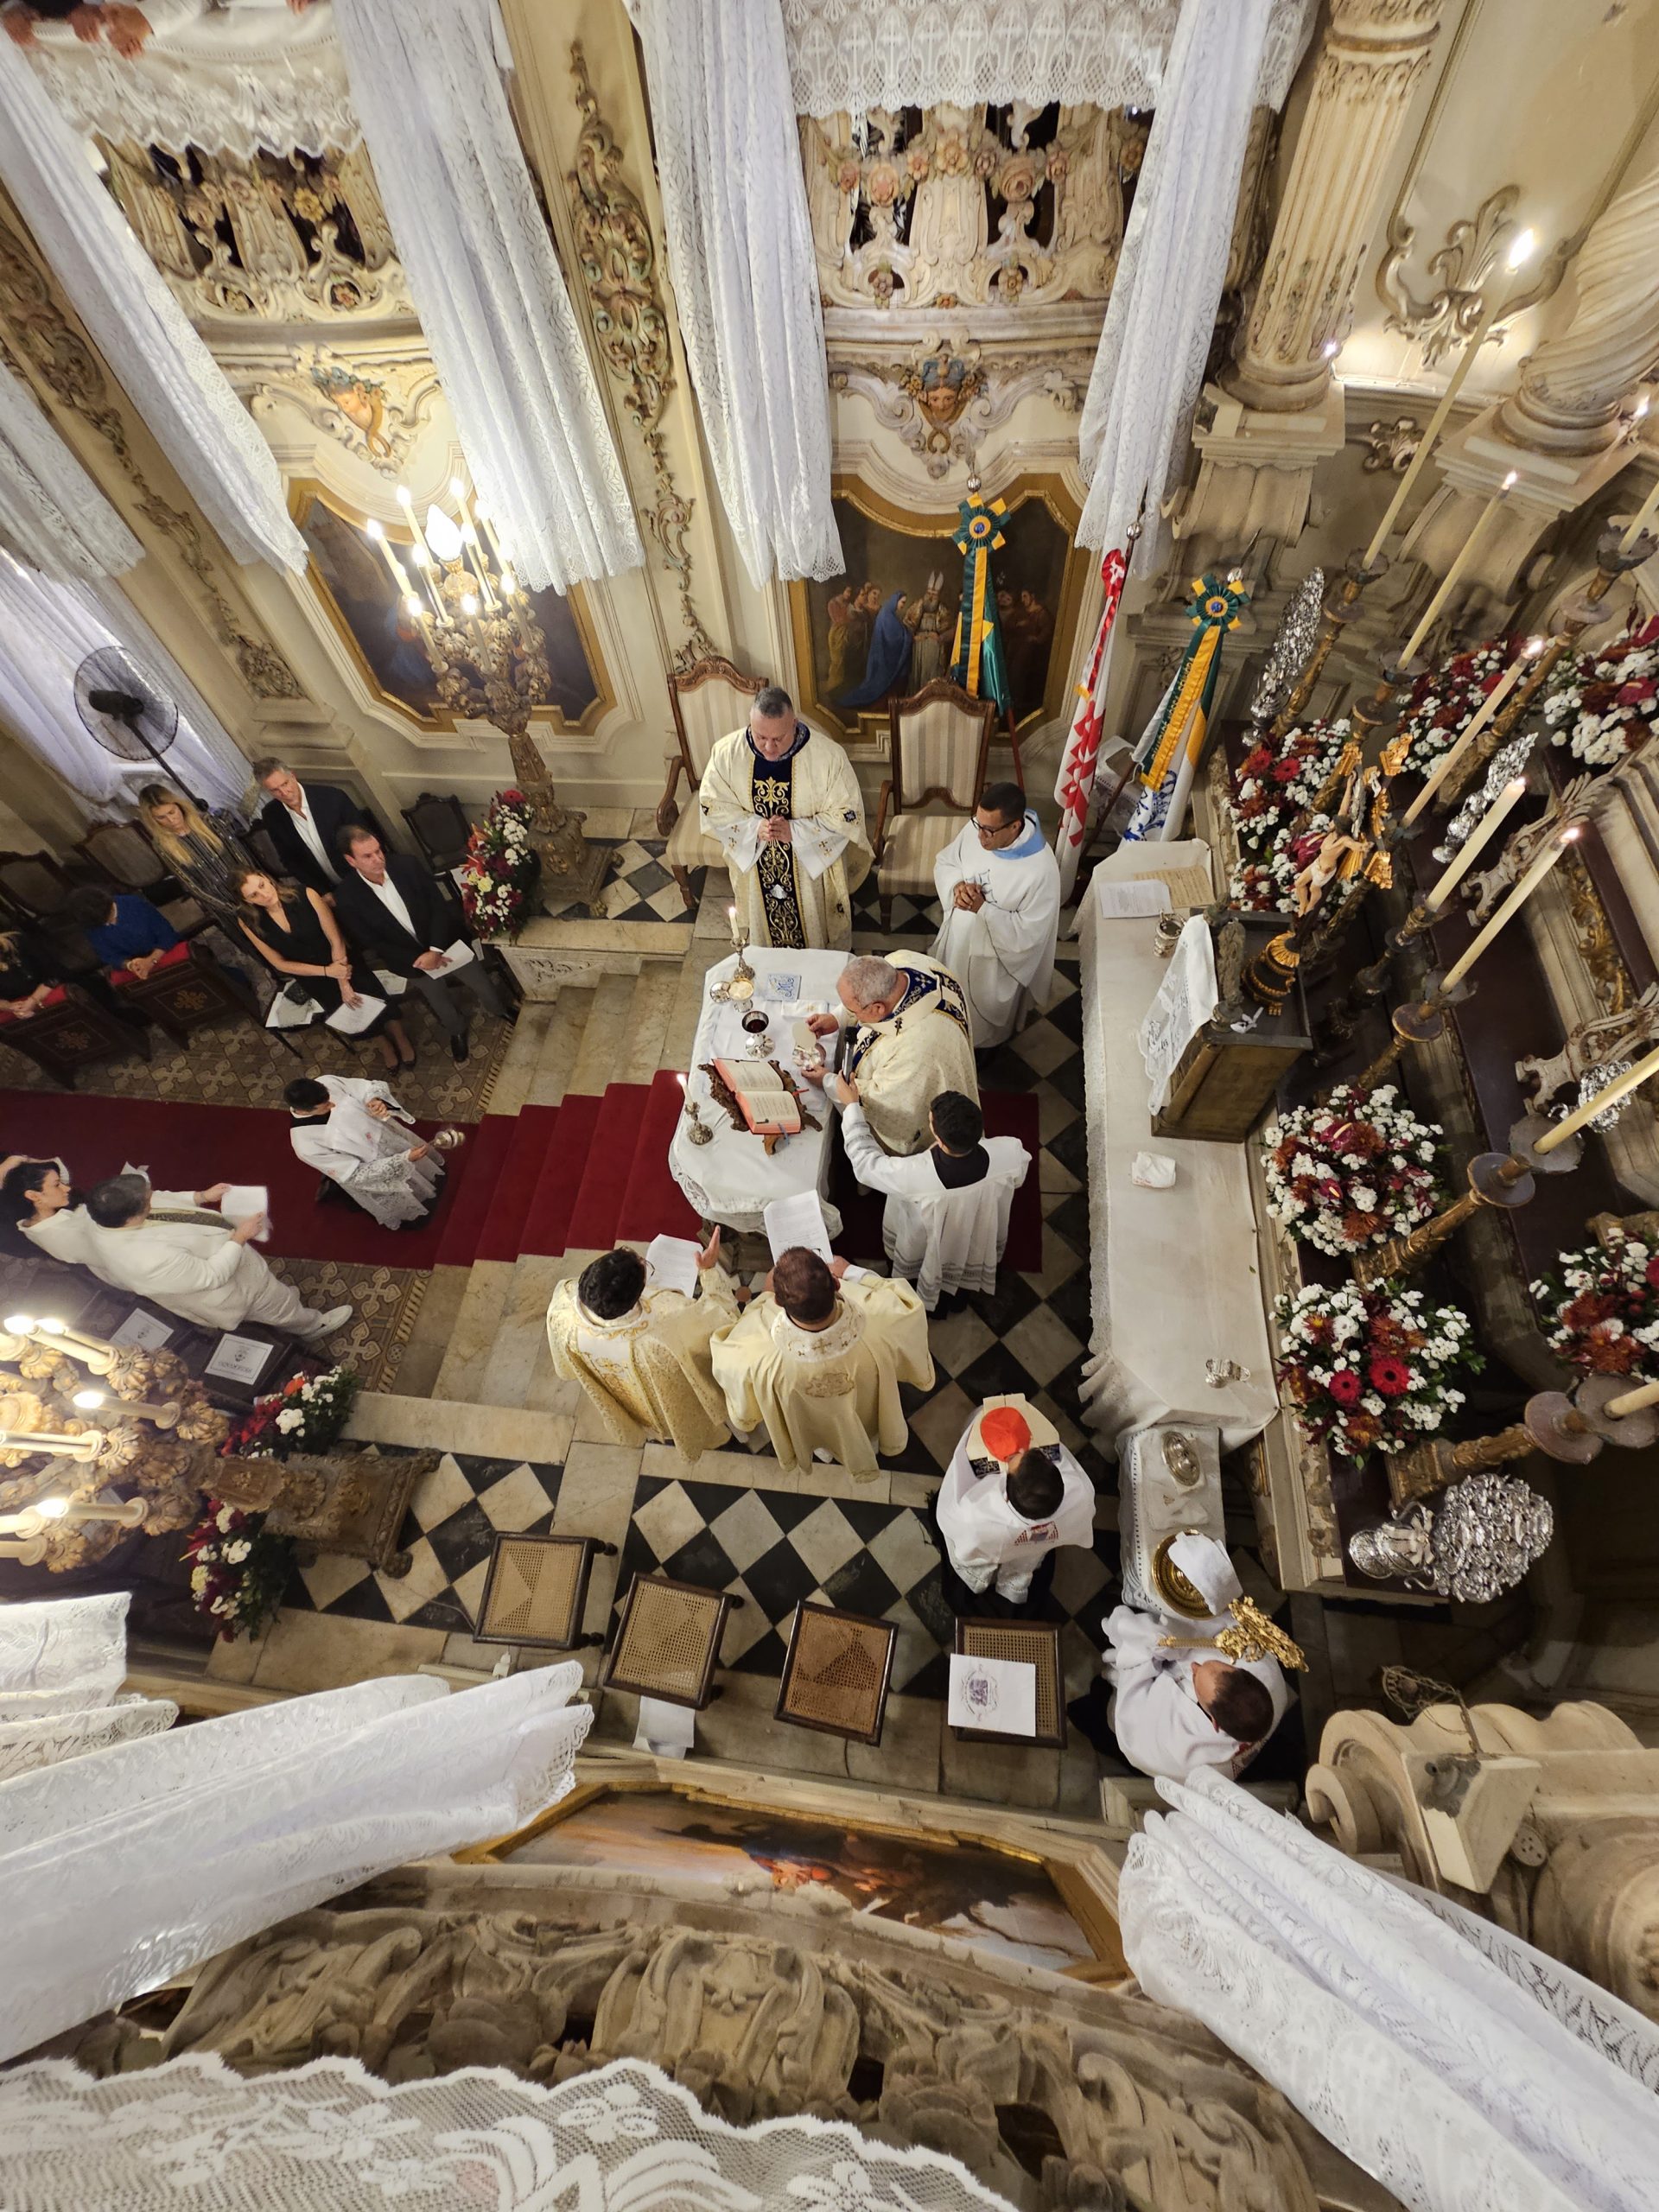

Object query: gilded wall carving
[830,341,1092,478]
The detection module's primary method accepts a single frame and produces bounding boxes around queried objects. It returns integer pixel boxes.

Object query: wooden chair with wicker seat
[656,657,764,914]
[950,1617,1066,1747]
[874,679,995,932]
[603,1571,744,1711]
[776,1601,898,1746]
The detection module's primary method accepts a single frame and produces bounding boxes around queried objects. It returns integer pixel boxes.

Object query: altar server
[1098,1535,1290,1781]
[697,685,870,951]
[805,951,976,1156]
[936,1395,1096,1605]
[710,1247,932,1478]
[544,1236,736,1461]
[285,1075,442,1231]
[931,782,1061,1047]
[82,1173,350,1341]
[833,1078,1028,1310]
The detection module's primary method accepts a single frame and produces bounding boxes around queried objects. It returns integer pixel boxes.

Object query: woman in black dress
[234,868,414,1071]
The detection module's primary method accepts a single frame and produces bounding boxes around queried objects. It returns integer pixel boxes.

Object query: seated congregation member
[252,755,373,896]
[331,828,507,1068]
[285,1076,442,1231]
[833,1077,1028,1312]
[83,1173,350,1341]
[235,868,413,1073]
[935,1395,1095,1611]
[710,1246,931,1478]
[64,884,180,980]
[931,780,1061,1049]
[804,951,976,1156]
[1,1156,96,1268]
[544,1234,736,1461]
[138,784,259,924]
[0,923,67,1022]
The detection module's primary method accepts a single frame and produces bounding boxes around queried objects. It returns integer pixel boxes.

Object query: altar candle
[1402,641,1542,824]
[0,1431,101,1459]
[1397,475,1516,668]
[728,904,741,947]
[1534,1035,1659,1156]
[365,518,408,595]
[1607,1376,1659,1417]
[396,486,435,569]
[1618,472,1659,556]
[1422,777,1529,911]
[1440,824,1579,991]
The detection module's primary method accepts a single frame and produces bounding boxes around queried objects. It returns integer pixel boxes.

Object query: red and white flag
[1052,543,1130,898]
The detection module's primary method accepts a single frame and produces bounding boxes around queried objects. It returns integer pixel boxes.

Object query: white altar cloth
[1077,850,1277,1455]
[670,947,847,1237]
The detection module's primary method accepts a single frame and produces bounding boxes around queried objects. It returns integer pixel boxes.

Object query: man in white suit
[83,1173,350,1341]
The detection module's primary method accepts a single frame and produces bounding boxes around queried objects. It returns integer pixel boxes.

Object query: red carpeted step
[615,1070,702,1242]
[564,1083,653,1251]
[518,1090,604,1255]
[450,1106,556,1268]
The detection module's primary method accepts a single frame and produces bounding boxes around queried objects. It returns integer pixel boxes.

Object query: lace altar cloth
[0,1592,131,1719]
[1122,1768,1659,2212]
[0,2053,1017,2210]
[0,1662,591,2065]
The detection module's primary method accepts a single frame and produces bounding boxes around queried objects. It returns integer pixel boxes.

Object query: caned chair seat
[878,810,963,898]
[664,799,725,879]
[951,1618,1065,1747]
[476,1532,616,1650]
[604,1572,741,1709]
[776,1602,897,1745]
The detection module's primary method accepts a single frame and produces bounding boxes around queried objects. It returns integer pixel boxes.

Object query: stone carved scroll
[1517,982,1659,1108]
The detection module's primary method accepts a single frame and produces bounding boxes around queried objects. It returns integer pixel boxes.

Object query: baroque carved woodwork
[829,342,1092,478]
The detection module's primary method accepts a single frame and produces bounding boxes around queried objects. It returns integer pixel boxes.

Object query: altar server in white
[82,1173,350,1341]
[1101,1534,1290,1781]
[284,1075,442,1231]
[931,781,1060,1047]
[832,1078,1029,1310]
[937,1395,1096,1605]
[805,951,977,1156]
[698,685,870,950]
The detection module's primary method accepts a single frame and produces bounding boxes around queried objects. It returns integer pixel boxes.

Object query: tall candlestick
[1607,1376,1659,1417]
[1618,472,1659,556]
[365,518,410,598]
[0,1430,102,1460]
[1396,475,1516,667]
[1402,643,1542,823]
[1422,777,1529,910]
[1440,825,1579,990]
[1535,1034,1659,1155]
[397,486,438,574]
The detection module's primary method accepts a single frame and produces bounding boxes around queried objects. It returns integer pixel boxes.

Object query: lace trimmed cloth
[0,360,143,585]
[1122,1768,1659,2212]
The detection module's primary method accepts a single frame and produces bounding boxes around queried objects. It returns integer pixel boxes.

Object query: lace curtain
[633,0,843,588]
[0,360,143,584]
[1,1661,591,2066]
[330,0,642,596]
[1121,1768,1659,2212]
[0,2055,1017,2209]
[0,1589,178,1787]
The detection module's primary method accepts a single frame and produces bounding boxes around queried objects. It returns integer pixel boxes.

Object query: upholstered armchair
[657,656,764,912]
[873,680,995,931]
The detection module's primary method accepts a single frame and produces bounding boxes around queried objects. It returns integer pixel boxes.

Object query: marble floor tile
[787,1497,868,1586]
[252,1611,448,1694]
[377,1535,454,1623]
[478,1461,560,1531]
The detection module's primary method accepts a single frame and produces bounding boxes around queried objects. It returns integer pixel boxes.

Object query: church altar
[669,948,848,1236]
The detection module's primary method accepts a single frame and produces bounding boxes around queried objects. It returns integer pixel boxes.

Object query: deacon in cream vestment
[698,718,869,950]
[546,1261,738,1461]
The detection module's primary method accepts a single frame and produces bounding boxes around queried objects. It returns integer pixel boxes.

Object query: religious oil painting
[298,493,606,733]
[791,478,1085,741]
[504,1785,1098,1972]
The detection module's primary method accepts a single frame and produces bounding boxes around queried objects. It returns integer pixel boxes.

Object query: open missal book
[711,1056,801,1138]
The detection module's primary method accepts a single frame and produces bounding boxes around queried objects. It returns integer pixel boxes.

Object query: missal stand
[1151,913,1313,1144]
[775,1600,898,1746]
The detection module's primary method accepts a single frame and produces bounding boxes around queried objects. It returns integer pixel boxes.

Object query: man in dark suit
[332,826,509,1065]
[252,755,374,896]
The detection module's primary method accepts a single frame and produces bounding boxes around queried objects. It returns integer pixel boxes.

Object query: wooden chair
[950,1618,1065,1747]
[475,1532,619,1649]
[657,656,764,913]
[603,1571,744,1710]
[0,981,149,1088]
[401,791,474,875]
[111,940,275,1050]
[0,849,83,919]
[874,680,995,931]
[69,823,209,938]
[775,1601,897,1746]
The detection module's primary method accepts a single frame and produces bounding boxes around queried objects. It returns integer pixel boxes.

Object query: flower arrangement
[1532,1230,1659,1376]
[1263,1085,1446,1255]
[184,1501,293,1641]
[1224,717,1351,912]
[458,789,539,939]
[1394,638,1511,770]
[221,1363,358,1462]
[1274,1281,1480,1459]
[1542,613,1659,769]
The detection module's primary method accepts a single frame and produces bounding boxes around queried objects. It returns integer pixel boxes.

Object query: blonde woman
[235,868,414,1072]
[137,783,257,922]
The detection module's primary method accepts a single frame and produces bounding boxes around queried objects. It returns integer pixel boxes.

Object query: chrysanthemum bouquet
[1274,1280,1480,1459]
[1263,1085,1446,1255]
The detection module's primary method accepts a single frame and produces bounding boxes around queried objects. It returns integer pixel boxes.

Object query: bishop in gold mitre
[544,1236,736,1461]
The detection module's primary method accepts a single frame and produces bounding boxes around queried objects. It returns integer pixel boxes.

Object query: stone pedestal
[1175,380,1348,575]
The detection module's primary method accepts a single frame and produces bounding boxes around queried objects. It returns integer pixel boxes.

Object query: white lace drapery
[0,1592,130,1719]
[0,360,143,585]
[0,2054,1018,2210]
[0,1698,178,1785]
[1076,0,1276,565]
[633,0,843,588]
[329,0,640,595]
[0,1662,591,2066]
[1121,1768,1659,2212]
[0,41,305,576]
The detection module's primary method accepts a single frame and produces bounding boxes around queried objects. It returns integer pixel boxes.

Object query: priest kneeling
[710,1247,932,1478]
[937,1395,1095,1609]
[931,781,1060,1048]
[544,1235,735,1463]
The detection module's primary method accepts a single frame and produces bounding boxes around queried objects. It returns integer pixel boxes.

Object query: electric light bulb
[423,505,464,563]
[3,1314,34,1333]
[450,476,466,501]
[72,1389,105,1410]
[404,594,423,619]
[461,593,480,617]
[499,570,518,597]
[33,1496,69,1521]
[35,1318,64,1336]
[365,518,385,540]
[1506,226,1536,270]
[396,485,413,505]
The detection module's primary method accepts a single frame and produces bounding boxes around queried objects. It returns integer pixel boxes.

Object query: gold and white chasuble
[709,1272,933,1477]
[544,1270,736,1459]
[843,952,978,1155]
[698,727,870,950]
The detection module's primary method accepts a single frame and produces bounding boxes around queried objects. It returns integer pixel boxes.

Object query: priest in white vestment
[936,1395,1096,1605]
[697,684,870,950]
[833,1077,1029,1309]
[544,1237,736,1461]
[931,781,1061,1047]
[710,1247,932,1478]
[81,1173,350,1341]
[285,1075,442,1230]
[1099,1535,1290,1781]
[804,951,977,1156]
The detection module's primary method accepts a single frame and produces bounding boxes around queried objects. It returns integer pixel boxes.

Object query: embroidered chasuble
[842,951,977,1155]
[698,724,870,950]
[709,1273,932,1477]
[545,1270,736,1459]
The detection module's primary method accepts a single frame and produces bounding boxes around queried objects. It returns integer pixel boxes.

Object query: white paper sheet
[1091,876,1173,919]
[633,1694,696,1758]
[764,1189,833,1266]
[203,1333,271,1384]
[324,992,388,1036]
[644,1234,701,1298]
[946,1652,1038,1737]
[110,1309,172,1350]
[430,939,475,973]
[218,1185,269,1239]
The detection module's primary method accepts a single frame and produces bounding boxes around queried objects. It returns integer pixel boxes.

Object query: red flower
[1369,1355,1412,1397]
[1645,1257,1659,1290]
[1269,759,1300,784]
[1326,1368,1363,1407]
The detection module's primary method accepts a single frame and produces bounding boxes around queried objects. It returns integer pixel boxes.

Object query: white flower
[276,1408,304,1432]
[226,1540,251,1564]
